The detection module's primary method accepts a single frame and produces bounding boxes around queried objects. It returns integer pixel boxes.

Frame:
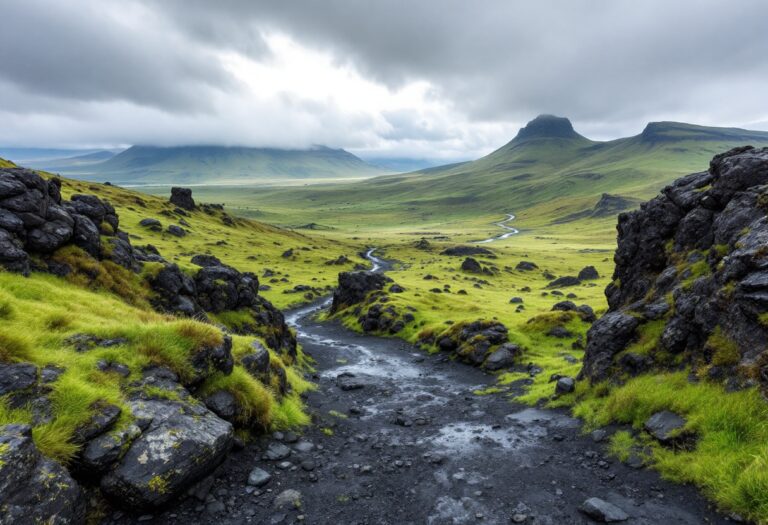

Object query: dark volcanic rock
[461,257,483,273]
[441,246,494,257]
[644,410,687,444]
[582,147,768,389]
[578,265,600,280]
[515,260,539,271]
[547,276,581,288]
[331,271,392,314]
[0,424,86,524]
[101,389,233,510]
[579,497,629,522]
[170,187,196,210]
[0,363,37,396]
[482,343,519,371]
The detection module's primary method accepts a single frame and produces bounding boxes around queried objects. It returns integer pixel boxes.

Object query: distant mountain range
[227,115,768,225]
[19,145,388,184]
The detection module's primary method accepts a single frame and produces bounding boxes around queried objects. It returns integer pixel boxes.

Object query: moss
[608,430,636,462]
[473,386,503,395]
[148,475,169,494]
[328,410,348,419]
[322,427,334,436]
[707,327,741,366]
[0,330,33,363]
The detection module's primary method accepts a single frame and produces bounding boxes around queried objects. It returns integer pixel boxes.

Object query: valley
[3,125,768,524]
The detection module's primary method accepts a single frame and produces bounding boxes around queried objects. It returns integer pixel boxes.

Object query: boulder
[331,271,392,314]
[460,257,483,273]
[644,410,687,444]
[0,363,37,396]
[580,313,639,381]
[101,391,233,510]
[555,376,575,395]
[579,497,629,522]
[440,246,494,257]
[578,265,600,280]
[170,187,196,210]
[547,276,581,288]
[515,261,538,271]
[139,218,162,230]
[482,343,519,371]
[0,424,86,524]
[167,225,186,237]
[247,467,272,487]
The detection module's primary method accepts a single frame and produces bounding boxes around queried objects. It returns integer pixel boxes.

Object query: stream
[134,250,730,525]
[474,214,519,244]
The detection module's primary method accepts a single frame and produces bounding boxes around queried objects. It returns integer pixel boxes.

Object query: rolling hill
[199,115,768,229]
[54,144,388,184]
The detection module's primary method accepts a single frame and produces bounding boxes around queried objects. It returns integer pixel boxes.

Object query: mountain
[60,145,388,184]
[27,150,117,171]
[0,147,115,163]
[224,115,768,227]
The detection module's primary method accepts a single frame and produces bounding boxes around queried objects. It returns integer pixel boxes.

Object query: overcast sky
[1,0,767,160]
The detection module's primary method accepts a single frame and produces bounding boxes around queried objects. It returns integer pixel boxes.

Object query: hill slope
[59,145,388,184]
[209,115,768,229]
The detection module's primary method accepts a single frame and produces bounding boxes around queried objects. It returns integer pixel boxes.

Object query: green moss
[328,410,348,419]
[608,430,636,462]
[707,327,741,366]
[148,475,169,494]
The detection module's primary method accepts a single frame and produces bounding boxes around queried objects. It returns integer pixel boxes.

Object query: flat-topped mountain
[512,114,587,142]
[48,145,387,184]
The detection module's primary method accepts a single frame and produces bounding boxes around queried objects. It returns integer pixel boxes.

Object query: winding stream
[473,213,519,244]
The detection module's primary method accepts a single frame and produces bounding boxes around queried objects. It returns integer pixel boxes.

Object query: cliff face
[581,146,768,389]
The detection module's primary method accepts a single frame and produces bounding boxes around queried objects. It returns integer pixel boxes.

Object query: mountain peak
[513,115,581,142]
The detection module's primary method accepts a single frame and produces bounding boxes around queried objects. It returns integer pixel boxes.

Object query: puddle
[506,408,580,429]
[423,421,545,453]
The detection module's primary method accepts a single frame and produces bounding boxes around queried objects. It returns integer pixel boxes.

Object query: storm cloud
[1,0,767,158]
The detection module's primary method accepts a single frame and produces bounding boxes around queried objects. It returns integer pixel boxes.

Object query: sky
[1,0,767,161]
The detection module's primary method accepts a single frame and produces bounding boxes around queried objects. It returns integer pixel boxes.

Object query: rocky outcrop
[101,370,233,510]
[331,271,392,314]
[581,147,768,388]
[169,187,196,210]
[440,246,495,257]
[422,320,513,367]
[0,424,86,524]
[0,168,121,274]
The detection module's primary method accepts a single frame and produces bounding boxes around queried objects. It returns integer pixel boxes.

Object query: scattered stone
[264,442,292,461]
[515,261,539,271]
[482,343,520,371]
[0,363,37,396]
[248,467,272,487]
[578,266,600,280]
[579,497,629,522]
[555,377,575,395]
[274,489,302,510]
[644,411,687,444]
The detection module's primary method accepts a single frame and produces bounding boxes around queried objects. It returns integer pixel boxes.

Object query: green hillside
[196,115,768,230]
[56,145,388,185]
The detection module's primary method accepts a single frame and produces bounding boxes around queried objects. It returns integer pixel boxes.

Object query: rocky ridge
[581,146,768,388]
[0,167,300,518]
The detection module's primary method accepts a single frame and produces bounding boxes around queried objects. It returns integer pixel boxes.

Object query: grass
[568,372,768,521]
[0,270,311,463]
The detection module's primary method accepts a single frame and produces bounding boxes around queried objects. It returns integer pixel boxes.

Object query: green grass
[570,372,768,521]
[0,270,311,463]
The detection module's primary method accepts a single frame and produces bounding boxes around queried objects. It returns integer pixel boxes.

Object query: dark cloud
[1,0,767,151]
[0,0,236,111]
